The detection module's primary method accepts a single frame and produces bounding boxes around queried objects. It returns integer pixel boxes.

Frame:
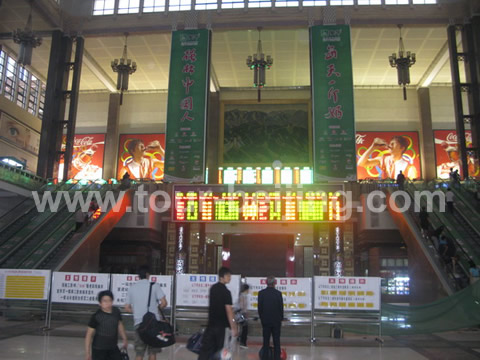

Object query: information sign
[0,269,50,300]
[314,276,381,311]
[175,274,241,307]
[245,277,312,311]
[51,272,110,304]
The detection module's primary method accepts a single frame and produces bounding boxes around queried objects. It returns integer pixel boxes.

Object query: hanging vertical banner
[311,25,356,182]
[164,29,210,183]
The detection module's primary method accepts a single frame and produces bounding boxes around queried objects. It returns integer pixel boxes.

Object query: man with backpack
[125,266,167,360]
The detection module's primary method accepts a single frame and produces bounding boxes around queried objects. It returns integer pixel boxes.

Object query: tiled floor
[0,320,479,359]
[1,334,430,360]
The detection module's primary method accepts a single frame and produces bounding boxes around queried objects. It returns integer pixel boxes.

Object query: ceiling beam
[83,48,117,92]
[417,31,462,88]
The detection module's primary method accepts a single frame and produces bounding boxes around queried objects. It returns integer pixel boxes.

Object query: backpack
[137,283,175,348]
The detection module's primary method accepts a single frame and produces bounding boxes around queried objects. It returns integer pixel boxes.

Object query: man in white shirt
[445,188,455,213]
[125,266,167,360]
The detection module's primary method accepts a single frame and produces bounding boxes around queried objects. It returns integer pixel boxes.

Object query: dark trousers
[262,323,281,360]
[75,222,83,231]
[447,201,454,213]
[198,326,225,360]
[240,321,248,345]
[92,347,122,360]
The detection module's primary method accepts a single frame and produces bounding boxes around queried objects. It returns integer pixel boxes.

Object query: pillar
[103,93,121,179]
[417,88,436,181]
[37,30,73,179]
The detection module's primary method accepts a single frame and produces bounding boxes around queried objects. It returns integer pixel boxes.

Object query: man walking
[396,170,406,190]
[125,266,167,360]
[258,276,284,360]
[198,267,237,360]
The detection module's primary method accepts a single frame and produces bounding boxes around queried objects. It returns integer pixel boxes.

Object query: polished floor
[1,320,480,359]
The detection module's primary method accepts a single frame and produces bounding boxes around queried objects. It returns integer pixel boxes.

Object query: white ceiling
[0,0,453,91]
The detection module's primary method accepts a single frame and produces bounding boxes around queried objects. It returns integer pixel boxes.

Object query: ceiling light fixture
[389,24,416,101]
[12,0,42,66]
[246,27,273,102]
[111,33,137,105]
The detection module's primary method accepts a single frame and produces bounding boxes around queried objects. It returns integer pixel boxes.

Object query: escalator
[0,181,80,256]
[1,184,133,271]
[413,181,480,268]
[384,185,457,297]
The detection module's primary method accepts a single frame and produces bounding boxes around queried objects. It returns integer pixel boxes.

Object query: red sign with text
[59,134,105,180]
[356,131,421,180]
[433,130,479,179]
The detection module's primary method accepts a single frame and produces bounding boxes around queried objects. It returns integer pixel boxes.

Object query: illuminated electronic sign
[173,185,343,222]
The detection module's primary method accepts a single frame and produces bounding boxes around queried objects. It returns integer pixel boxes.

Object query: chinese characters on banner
[116,134,165,180]
[311,25,356,181]
[314,276,381,311]
[433,130,479,179]
[111,274,173,307]
[0,269,50,300]
[58,134,105,181]
[356,131,421,180]
[175,274,241,307]
[245,277,312,311]
[51,272,110,304]
[164,29,210,183]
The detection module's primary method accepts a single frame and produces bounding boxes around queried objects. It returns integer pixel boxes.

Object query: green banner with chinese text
[311,25,356,182]
[165,29,210,182]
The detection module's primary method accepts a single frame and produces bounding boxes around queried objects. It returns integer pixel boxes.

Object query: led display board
[173,185,343,222]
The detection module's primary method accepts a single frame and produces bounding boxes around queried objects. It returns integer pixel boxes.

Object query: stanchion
[310,277,316,343]
[43,271,53,331]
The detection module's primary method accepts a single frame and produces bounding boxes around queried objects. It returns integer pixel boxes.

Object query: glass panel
[169,0,192,11]
[302,0,327,6]
[357,0,381,4]
[195,0,218,9]
[93,0,115,15]
[385,0,409,4]
[221,0,244,8]
[4,56,17,102]
[248,0,271,8]
[275,0,299,6]
[143,0,166,12]
[330,0,354,4]
[118,0,140,13]
[0,51,5,94]
[38,83,46,120]
[16,67,29,108]
[28,75,40,115]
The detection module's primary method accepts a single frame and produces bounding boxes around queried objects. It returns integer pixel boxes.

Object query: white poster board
[51,272,110,304]
[245,277,312,311]
[175,274,241,307]
[314,276,381,311]
[111,274,173,307]
[0,269,50,300]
